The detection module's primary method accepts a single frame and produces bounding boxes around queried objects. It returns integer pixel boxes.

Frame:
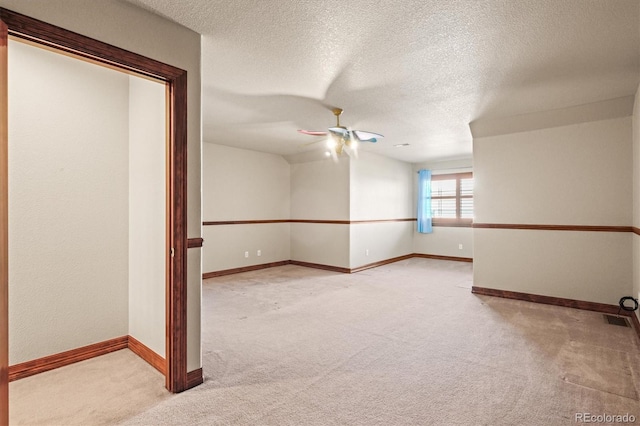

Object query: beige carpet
[10,258,640,425]
[9,349,168,425]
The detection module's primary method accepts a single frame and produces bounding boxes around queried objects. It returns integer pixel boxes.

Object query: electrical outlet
[257,249,261,257]
[244,251,249,258]
[458,244,463,250]
[365,249,369,256]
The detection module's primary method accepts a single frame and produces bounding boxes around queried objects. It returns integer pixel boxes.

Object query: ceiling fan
[298,108,384,157]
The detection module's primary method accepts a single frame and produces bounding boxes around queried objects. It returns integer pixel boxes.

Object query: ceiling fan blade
[353,130,383,142]
[328,127,349,137]
[298,130,329,136]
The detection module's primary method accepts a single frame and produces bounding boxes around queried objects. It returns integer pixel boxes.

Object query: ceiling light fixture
[298,108,383,159]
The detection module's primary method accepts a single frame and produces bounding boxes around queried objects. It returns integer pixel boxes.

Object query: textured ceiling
[125,0,640,163]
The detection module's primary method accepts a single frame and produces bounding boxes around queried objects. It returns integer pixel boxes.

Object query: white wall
[349,152,413,267]
[8,40,130,363]
[202,144,290,272]
[350,153,413,221]
[473,109,633,305]
[350,222,413,267]
[291,157,350,220]
[474,119,632,226]
[0,0,204,372]
[474,228,631,303]
[204,223,291,272]
[203,144,290,221]
[413,226,473,258]
[412,160,474,258]
[291,223,350,268]
[203,147,463,270]
[290,157,350,268]
[128,76,166,358]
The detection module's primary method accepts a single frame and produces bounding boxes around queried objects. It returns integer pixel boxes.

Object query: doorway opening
[7,35,168,373]
[1,8,191,424]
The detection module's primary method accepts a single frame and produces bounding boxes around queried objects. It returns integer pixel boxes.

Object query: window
[431,172,473,226]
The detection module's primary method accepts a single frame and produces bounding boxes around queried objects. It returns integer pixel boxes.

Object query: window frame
[431,172,473,227]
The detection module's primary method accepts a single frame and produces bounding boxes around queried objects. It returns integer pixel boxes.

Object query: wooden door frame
[0,10,189,422]
[0,17,8,426]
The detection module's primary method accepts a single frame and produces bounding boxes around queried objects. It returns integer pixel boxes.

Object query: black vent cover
[604,314,630,327]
